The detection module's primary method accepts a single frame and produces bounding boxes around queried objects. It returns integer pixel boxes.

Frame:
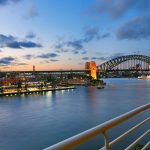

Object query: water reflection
[0,79,149,150]
[83,87,97,110]
[60,90,65,96]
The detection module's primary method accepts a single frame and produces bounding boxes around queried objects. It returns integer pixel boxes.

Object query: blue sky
[0,0,150,70]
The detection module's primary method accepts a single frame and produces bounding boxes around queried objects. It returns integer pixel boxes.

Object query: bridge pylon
[85,61,97,80]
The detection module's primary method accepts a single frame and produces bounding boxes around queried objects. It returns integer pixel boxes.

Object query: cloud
[83,27,101,42]
[91,56,107,61]
[56,49,69,53]
[82,51,87,54]
[67,40,83,50]
[0,0,21,6]
[73,50,79,54]
[23,54,34,60]
[50,59,59,62]
[0,56,15,65]
[12,62,28,66]
[26,31,36,39]
[66,27,107,50]
[37,53,59,59]
[0,56,27,67]
[82,57,89,60]
[81,54,125,62]
[23,53,59,61]
[110,0,137,18]
[55,27,109,54]
[16,63,28,65]
[0,34,42,49]
[117,16,150,40]
[101,33,110,38]
[41,59,59,64]
[91,0,150,19]
[0,34,15,46]
[24,5,39,20]
[7,41,42,49]
[109,53,125,59]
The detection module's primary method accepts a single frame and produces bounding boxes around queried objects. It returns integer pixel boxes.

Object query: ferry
[137,75,150,80]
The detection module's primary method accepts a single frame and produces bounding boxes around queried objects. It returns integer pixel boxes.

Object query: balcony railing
[44,103,150,150]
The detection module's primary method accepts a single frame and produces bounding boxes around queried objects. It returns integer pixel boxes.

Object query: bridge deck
[0,70,90,74]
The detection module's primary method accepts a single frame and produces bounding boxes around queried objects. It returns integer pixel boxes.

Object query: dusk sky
[0,0,150,71]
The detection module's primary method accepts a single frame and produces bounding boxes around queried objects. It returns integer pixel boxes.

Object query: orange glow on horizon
[0,64,84,71]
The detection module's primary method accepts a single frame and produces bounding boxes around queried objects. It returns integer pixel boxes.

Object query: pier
[0,86,75,97]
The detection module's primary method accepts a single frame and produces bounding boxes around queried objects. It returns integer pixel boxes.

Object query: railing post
[44,103,150,150]
[102,132,110,150]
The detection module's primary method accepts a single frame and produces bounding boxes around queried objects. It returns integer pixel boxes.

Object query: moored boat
[97,85,105,89]
[137,75,150,80]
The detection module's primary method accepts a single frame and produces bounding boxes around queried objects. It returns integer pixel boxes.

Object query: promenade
[0,86,75,97]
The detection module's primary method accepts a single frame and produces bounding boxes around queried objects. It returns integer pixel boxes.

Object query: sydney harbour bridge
[97,54,150,72]
[1,54,150,77]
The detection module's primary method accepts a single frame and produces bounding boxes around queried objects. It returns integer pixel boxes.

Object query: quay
[0,86,76,97]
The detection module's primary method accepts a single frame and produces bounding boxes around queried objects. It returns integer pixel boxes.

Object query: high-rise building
[33,65,35,72]
[85,61,97,80]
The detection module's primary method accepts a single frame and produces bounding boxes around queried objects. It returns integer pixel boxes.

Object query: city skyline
[0,0,150,71]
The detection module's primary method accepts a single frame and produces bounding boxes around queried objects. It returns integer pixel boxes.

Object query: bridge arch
[97,55,150,71]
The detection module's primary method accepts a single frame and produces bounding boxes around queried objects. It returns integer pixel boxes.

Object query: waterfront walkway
[0,86,75,97]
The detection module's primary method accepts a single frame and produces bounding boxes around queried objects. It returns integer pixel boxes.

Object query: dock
[0,86,76,97]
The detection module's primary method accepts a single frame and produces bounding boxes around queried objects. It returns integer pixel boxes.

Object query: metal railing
[44,103,150,150]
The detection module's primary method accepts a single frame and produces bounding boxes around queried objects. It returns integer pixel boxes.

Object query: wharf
[0,86,75,97]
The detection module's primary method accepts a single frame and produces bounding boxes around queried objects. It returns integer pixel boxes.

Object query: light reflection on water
[0,79,149,150]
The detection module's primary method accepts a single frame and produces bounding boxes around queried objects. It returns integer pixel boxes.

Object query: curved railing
[44,103,150,150]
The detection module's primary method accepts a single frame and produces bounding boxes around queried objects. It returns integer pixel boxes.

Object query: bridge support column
[85,61,97,80]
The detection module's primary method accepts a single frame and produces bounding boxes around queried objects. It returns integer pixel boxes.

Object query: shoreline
[0,86,76,97]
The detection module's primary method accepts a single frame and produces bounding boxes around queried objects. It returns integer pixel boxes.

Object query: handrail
[125,129,150,150]
[100,117,150,150]
[44,103,150,150]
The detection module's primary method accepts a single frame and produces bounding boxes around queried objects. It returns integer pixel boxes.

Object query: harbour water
[0,79,149,150]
